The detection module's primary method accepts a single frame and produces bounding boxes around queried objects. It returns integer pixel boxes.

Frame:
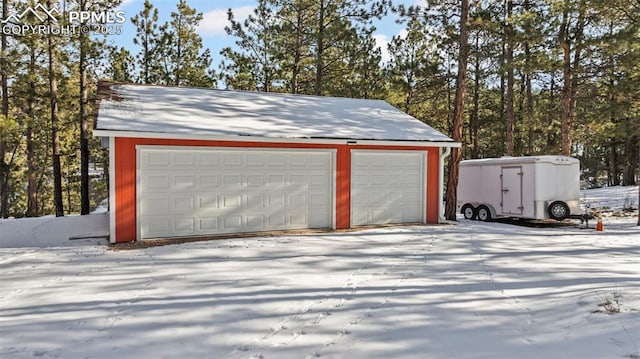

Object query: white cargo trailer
[456,156,581,221]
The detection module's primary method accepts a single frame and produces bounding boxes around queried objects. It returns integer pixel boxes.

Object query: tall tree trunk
[623,135,638,185]
[26,42,37,217]
[315,0,325,96]
[499,46,506,152]
[0,0,9,218]
[445,0,469,221]
[546,76,556,152]
[559,2,572,156]
[559,0,585,156]
[405,71,414,113]
[144,30,150,84]
[291,1,303,94]
[525,75,534,154]
[48,0,64,217]
[79,0,90,215]
[524,0,535,155]
[611,139,620,186]
[471,31,480,159]
[505,0,515,156]
[175,14,182,87]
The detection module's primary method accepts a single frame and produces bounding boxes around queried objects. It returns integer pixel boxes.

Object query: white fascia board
[108,136,116,244]
[93,129,461,148]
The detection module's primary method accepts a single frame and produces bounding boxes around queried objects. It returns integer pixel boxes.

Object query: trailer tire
[477,205,492,222]
[461,204,477,220]
[548,201,570,221]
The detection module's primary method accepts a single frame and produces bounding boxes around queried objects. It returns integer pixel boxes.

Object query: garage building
[94,82,459,243]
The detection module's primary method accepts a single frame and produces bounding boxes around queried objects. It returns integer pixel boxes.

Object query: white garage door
[351,150,425,226]
[137,146,334,239]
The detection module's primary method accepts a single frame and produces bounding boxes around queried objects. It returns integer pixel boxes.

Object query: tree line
[0,0,638,219]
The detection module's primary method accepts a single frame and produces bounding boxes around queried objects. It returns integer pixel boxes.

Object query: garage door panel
[245,193,264,208]
[198,195,219,209]
[145,175,170,189]
[309,193,329,206]
[310,174,328,185]
[289,194,307,207]
[268,175,286,186]
[289,213,307,226]
[199,217,219,231]
[223,175,242,188]
[222,153,242,166]
[141,217,169,237]
[267,193,286,207]
[246,215,264,229]
[199,153,219,166]
[146,152,169,167]
[352,211,368,225]
[351,151,425,226]
[174,176,194,190]
[309,209,329,227]
[289,156,307,166]
[246,153,265,166]
[372,176,386,185]
[222,194,242,208]
[223,216,242,230]
[174,218,195,233]
[140,196,169,214]
[247,175,264,187]
[174,152,195,166]
[138,147,333,239]
[174,196,194,210]
[268,215,286,227]
[199,175,219,189]
[371,209,400,223]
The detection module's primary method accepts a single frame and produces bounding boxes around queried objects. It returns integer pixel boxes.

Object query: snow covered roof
[94,83,455,144]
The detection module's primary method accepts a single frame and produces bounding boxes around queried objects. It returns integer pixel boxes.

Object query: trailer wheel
[477,205,492,222]
[548,201,570,221]
[461,204,476,220]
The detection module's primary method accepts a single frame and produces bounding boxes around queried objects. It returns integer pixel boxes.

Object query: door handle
[502,188,509,193]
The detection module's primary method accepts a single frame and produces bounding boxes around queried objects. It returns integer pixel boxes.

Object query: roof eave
[93,129,461,148]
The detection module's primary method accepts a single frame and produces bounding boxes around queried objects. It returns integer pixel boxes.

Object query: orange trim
[426,149,440,224]
[335,145,351,229]
[112,137,440,242]
[114,138,136,243]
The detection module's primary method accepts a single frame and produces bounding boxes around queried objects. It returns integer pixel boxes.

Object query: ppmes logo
[1,3,125,36]
[1,3,61,24]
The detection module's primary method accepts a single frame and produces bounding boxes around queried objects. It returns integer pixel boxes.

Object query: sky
[111,0,417,71]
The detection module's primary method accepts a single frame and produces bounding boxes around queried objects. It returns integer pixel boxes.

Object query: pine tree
[504,0,515,156]
[445,0,469,221]
[131,0,160,84]
[274,0,315,94]
[107,47,135,82]
[78,0,90,214]
[74,0,122,214]
[221,1,281,91]
[386,13,439,114]
[309,0,387,96]
[0,0,9,217]
[156,0,214,87]
[46,0,63,217]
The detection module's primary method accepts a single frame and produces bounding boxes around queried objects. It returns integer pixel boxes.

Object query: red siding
[113,137,441,242]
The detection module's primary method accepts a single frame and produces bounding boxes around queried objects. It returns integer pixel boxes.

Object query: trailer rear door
[501,166,523,215]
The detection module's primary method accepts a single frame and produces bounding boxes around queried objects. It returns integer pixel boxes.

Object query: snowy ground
[1,187,638,358]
